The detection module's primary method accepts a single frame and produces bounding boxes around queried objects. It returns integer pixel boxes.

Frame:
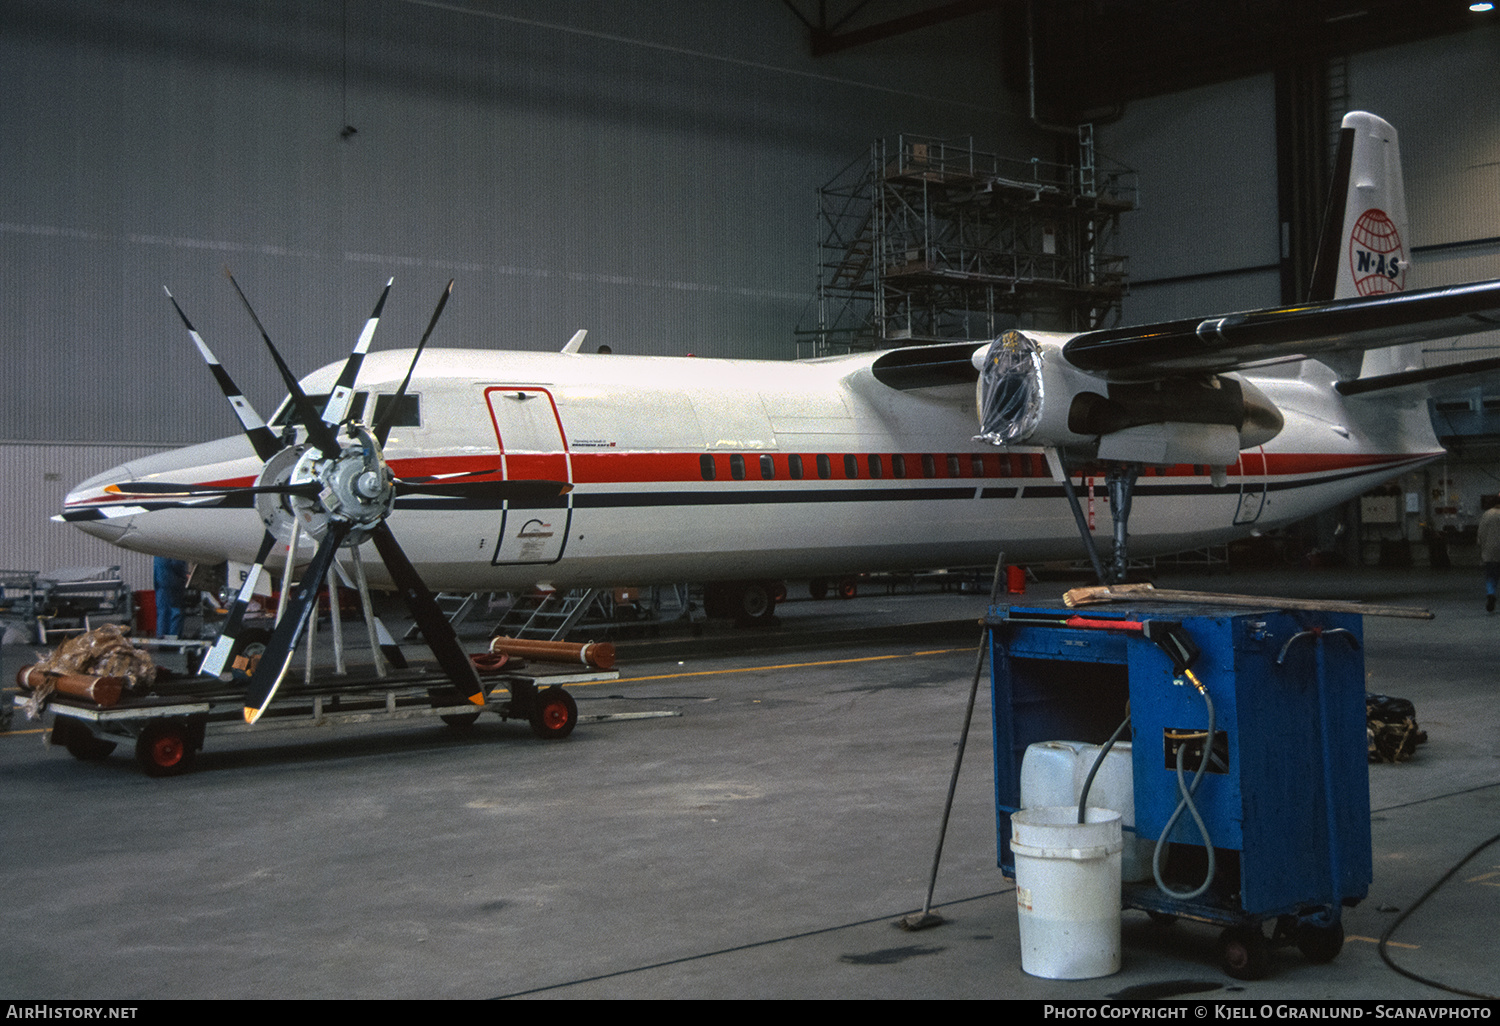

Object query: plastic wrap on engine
[32,623,156,693]
[973,330,1044,446]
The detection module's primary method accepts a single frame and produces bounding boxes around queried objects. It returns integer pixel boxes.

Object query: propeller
[161,276,559,723]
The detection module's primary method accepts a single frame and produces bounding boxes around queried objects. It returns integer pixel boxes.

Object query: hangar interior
[4,0,1499,596]
[4,1,1500,1003]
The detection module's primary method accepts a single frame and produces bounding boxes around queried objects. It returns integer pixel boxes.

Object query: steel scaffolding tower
[800,129,1137,357]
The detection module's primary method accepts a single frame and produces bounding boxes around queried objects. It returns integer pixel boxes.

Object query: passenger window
[730,454,745,480]
[922,454,937,478]
[946,454,960,478]
[700,454,716,481]
[844,454,858,478]
[816,454,832,480]
[892,454,906,478]
[868,454,883,479]
[760,454,775,480]
[789,454,804,480]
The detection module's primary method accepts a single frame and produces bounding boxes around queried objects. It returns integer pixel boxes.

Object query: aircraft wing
[1061,278,1500,382]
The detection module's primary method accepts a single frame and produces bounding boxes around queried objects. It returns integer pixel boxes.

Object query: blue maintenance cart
[988,603,1371,980]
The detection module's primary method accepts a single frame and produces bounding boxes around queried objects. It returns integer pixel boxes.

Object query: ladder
[492,588,605,641]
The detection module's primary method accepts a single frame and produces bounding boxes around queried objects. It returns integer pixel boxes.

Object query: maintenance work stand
[988,603,1371,980]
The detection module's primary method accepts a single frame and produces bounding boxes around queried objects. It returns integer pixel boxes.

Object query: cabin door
[1233,446,1268,525]
[485,386,572,566]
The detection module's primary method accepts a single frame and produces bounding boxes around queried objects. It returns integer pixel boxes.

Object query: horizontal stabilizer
[1337,354,1500,401]
[1062,279,1500,382]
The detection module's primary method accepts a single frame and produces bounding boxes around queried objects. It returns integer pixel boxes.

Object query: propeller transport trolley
[21,657,613,777]
[988,602,1371,980]
[54,276,587,755]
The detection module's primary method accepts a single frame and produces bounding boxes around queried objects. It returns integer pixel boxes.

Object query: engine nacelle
[973,330,1283,463]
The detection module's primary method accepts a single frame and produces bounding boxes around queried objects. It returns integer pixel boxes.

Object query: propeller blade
[224,268,344,458]
[374,279,453,447]
[393,478,572,501]
[369,520,485,705]
[105,480,321,498]
[164,287,281,462]
[200,530,277,678]
[242,520,352,723]
[322,278,392,428]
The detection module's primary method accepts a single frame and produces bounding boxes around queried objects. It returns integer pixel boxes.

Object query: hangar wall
[1101,22,1500,331]
[1,0,1027,580]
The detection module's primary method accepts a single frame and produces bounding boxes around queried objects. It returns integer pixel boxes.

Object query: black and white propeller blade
[200,530,278,679]
[224,267,344,457]
[374,279,452,447]
[242,521,353,724]
[164,288,282,461]
[370,521,486,707]
[322,279,392,429]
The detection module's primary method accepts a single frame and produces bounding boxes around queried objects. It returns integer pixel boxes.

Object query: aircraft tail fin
[1309,112,1411,304]
[1308,112,1417,381]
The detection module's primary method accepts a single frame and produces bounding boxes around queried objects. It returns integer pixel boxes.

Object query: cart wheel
[135,722,196,777]
[1295,921,1344,964]
[529,686,577,740]
[1219,924,1271,981]
[428,687,482,729]
[838,579,857,599]
[54,719,116,761]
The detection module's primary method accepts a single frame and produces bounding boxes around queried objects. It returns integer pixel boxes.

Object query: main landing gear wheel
[135,721,199,777]
[529,685,577,740]
[1218,924,1272,981]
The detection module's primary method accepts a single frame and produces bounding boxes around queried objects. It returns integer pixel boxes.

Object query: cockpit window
[372,393,420,428]
[268,391,420,429]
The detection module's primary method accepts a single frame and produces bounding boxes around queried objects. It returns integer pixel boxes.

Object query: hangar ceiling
[784,0,1493,123]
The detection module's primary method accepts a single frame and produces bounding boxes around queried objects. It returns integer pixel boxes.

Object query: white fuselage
[63,346,1442,589]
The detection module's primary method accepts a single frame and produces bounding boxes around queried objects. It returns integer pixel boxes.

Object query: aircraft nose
[57,463,140,542]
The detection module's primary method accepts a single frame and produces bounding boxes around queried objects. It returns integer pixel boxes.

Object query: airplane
[57,111,1500,724]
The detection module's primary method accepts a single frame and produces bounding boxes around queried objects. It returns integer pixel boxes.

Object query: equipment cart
[19,661,613,777]
[988,603,1371,980]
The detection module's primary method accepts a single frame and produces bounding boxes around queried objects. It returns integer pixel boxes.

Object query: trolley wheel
[135,721,197,777]
[838,579,857,599]
[1295,921,1344,964]
[429,686,482,729]
[529,686,577,740]
[54,719,116,761]
[1218,924,1272,981]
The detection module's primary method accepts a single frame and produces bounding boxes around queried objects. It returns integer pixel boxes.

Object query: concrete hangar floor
[0,566,1495,1001]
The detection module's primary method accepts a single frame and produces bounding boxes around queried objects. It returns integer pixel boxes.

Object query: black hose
[1378,830,1500,999]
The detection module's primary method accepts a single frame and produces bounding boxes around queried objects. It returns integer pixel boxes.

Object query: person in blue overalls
[153,557,189,638]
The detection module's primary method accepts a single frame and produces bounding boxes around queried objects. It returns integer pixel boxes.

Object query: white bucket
[1011,805,1123,980]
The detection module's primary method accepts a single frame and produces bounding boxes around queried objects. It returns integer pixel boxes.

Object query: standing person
[153,557,189,638]
[1479,497,1500,613]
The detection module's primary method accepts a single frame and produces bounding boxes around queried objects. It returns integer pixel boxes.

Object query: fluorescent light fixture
[1471,2,1495,12]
